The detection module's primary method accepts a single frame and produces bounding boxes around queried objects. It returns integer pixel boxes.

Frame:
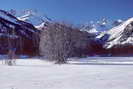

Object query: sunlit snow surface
[96,17,133,49]
[0,57,133,89]
[105,17,133,48]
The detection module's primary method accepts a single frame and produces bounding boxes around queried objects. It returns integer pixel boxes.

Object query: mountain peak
[103,17,133,48]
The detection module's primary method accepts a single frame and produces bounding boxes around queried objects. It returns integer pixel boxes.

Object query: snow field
[0,58,133,89]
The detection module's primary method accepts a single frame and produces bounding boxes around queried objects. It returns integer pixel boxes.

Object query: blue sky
[0,0,133,24]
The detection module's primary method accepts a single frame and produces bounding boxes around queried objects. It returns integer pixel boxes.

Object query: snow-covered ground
[0,57,133,89]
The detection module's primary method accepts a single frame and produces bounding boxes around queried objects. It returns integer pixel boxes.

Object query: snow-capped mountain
[17,11,33,21]
[17,11,42,25]
[35,22,46,30]
[81,18,113,35]
[98,17,133,49]
[80,25,98,34]
[0,9,40,55]
[80,22,99,35]
[0,9,39,39]
[35,22,50,30]
[17,10,52,27]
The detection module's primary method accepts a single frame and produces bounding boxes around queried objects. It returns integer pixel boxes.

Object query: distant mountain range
[0,9,133,56]
[80,17,133,56]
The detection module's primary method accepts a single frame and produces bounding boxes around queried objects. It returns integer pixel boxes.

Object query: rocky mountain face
[95,18,133,56]
[0,10,40,56]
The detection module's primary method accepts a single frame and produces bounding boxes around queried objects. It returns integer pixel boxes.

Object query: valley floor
[0,57,133,89]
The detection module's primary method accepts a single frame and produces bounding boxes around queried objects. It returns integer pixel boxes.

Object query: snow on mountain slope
[107,18,132,40]
[0,9,39,37]
[17,11,44,26]
[35,22,47,30]
[17,12,33,21]
[86,28,98,34]
[17,10,52,27]
[80,23,99,35]
[102,17,133,48]
[81,27,98,34]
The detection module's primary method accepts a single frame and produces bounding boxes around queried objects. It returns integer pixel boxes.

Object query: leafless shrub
[40,22,90,64]
[40,23,71,63]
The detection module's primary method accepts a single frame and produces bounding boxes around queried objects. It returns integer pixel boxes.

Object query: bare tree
[40,23,73,63]
[40,22,90,64]
[5,24,17,66]
[6,49,16,66]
